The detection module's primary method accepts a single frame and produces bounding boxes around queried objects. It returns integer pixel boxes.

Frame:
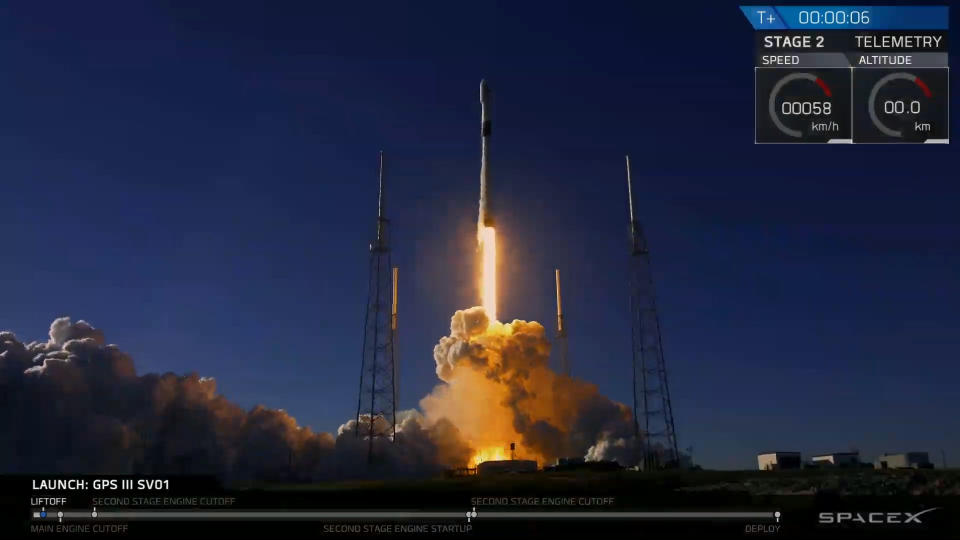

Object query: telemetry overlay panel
[741,6,949,144]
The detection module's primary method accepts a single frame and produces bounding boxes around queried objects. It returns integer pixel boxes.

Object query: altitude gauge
[854,68,948,143]
[756,68,851,143]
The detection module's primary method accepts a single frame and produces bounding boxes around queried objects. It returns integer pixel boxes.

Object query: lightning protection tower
[625,155,679,470]
[355,151,397,463]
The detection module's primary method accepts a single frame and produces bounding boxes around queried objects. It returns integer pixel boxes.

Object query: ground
[264,468,960,497]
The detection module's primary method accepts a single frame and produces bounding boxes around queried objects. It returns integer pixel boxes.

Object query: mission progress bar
[33,510,780,522]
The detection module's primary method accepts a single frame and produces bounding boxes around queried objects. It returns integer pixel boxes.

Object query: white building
[757,451,801,470]
[874,452,932,469]
[811,452,860,467]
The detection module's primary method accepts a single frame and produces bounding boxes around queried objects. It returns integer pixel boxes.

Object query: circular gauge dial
[757,68,849,143]
[867,72,933,139]
[768,72,834,138]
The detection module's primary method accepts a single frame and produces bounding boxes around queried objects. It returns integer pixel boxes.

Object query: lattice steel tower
[355,151,397,463]
[625,155,679,470]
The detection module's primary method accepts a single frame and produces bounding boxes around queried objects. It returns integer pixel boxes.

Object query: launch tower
[355,151,398,463]
[625,155,679,470]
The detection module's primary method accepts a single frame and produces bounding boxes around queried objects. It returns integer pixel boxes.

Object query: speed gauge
[756,68,851,143]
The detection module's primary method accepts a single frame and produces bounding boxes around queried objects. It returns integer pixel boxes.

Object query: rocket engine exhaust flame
[479,226,497,323]
[472,445,510,466]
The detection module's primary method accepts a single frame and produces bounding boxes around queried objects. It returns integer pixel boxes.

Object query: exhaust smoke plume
[1,312,639,481]
[426,306,638,466]
[0,318,470,481]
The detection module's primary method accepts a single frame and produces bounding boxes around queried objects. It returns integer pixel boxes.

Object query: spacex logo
[818,508,940,525]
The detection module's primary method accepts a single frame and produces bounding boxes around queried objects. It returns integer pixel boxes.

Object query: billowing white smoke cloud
[0,318,470,481]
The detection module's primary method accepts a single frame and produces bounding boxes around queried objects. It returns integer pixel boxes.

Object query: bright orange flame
[480,226,497,323]
[472,445,509,466]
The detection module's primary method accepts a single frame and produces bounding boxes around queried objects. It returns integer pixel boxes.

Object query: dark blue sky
[1,2,957,469]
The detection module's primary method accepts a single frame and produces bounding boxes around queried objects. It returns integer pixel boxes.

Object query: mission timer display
[741,6,949,144]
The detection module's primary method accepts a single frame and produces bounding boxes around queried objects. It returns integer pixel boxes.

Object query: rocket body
[478,79,494,230]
